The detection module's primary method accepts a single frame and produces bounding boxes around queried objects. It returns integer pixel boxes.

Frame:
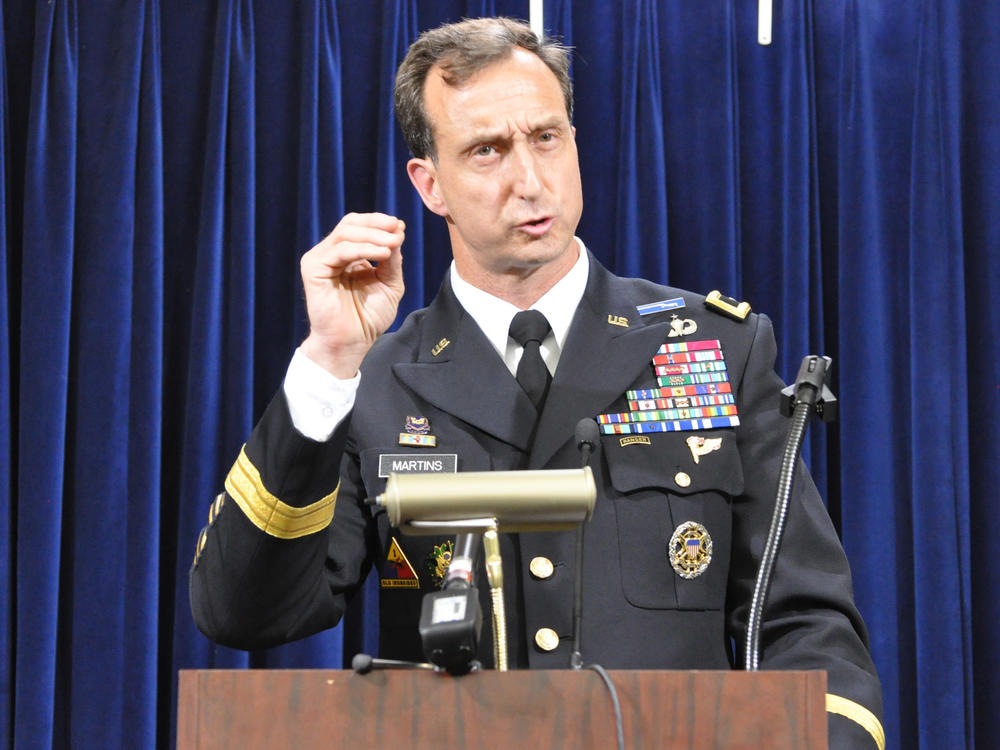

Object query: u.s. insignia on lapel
[426,540,454,588]
[382,536,419,588]
[668,521,713,579]
[596,339,740,435]
[399,415,437,447]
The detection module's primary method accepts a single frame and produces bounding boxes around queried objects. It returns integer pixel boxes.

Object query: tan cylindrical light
[375,467,597,534]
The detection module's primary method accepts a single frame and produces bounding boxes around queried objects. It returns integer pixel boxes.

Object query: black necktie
[509,310,552,411]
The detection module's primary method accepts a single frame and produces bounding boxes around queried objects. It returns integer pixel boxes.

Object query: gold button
[534,627,560,652]
[674,471,691,488]
[529,556,554,579]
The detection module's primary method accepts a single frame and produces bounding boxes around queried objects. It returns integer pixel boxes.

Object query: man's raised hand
[299,212,406,378]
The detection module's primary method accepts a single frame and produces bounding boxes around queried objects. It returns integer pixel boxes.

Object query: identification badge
[378,453,458,478]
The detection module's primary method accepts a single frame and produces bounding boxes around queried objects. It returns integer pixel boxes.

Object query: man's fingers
[326,212,405,247]
[303,214,405,281]
[377,236,405,288]
[329,222,404,249]
[337,211,403,232]
[303,238,393,278]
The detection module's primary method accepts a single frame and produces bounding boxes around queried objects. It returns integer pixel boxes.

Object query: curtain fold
[14,2,77,747]
[656,1,742,297]
[376,0,425,323]
[0,3,11,748]
[250,0,351,673]
[906,2,972,746]
[169,0,255,682]
[66,2,164,745]
[11,0,166,746]
[964,1,1000,747]
[122,5,164,745]
[2,2,998,749]
[735,0,829,481]
[614,0,668,283]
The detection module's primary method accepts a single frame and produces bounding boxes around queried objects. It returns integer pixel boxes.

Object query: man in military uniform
[190,17,883,749]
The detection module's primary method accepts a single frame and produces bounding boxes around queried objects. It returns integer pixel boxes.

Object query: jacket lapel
[529,258,673,468]
[392,277,535,452]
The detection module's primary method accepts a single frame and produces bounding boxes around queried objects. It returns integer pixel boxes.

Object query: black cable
[570,523,585,669]
[586,663,625,750]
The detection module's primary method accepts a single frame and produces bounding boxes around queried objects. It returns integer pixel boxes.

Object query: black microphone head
[575,418,600,450]
[351,653,374,674]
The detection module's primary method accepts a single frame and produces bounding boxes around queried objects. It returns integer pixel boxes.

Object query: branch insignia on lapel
[705,290,751,321]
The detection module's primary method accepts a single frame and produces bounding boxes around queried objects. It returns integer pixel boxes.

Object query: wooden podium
[178,668,826,749]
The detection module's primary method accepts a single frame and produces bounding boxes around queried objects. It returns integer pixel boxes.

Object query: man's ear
[407,158,448,217]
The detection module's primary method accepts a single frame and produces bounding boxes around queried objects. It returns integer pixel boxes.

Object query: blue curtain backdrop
[1,1,997,748]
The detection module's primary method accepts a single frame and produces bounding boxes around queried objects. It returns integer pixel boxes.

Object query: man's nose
[510,143,543,199]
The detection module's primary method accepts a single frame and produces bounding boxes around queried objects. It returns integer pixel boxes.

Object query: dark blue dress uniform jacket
[191,253,884,749]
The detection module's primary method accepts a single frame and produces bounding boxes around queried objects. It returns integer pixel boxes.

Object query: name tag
[378,453,458,478]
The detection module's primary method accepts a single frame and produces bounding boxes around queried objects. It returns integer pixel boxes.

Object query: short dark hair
[394,17,573,159]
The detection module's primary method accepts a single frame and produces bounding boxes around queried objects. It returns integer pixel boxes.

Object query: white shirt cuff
[283,347,360,442]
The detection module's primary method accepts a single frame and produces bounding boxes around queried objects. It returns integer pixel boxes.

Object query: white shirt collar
[449,238,590,375]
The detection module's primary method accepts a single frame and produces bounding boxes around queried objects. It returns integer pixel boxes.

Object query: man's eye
[476,145,494,156]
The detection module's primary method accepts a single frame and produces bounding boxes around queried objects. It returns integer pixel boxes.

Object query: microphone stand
[570,418,599,669]
[482,523,507,671]
[745,355,837,671]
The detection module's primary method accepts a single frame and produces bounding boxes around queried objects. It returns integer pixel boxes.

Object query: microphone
[418,533,484,675]
[575,418,600,468]
[779,355,837,422]
[571,418,600,669]
[351,653,436,674]
[443,533,478,589]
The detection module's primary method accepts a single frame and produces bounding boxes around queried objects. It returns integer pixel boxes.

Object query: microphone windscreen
[351,653,374,674]
[575,418,600,450]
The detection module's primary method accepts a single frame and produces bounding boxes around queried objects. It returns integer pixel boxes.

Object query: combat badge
[426,540,454,588]
[382,536,419,588]
[686,435,722,464]
[399,415,437,447]
[668,522,713,579]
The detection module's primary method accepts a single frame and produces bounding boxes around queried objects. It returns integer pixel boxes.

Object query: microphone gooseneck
[745,355,837,670]
[571,418,599,669]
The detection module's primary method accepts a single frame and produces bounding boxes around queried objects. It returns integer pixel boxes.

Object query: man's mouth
[518,216,554,237]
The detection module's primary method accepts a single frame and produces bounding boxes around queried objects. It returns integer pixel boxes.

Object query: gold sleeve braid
[224,446,338,539]
[826,693,885,750]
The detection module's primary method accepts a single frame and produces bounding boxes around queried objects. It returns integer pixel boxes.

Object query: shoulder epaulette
[704,290,751,321]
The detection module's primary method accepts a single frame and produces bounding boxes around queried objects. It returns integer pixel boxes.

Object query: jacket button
[674,471,691,488]
[534,627,560,652]
[529,556,554,579]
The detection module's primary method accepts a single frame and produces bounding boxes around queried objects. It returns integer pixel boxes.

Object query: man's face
[407,48,583,290]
